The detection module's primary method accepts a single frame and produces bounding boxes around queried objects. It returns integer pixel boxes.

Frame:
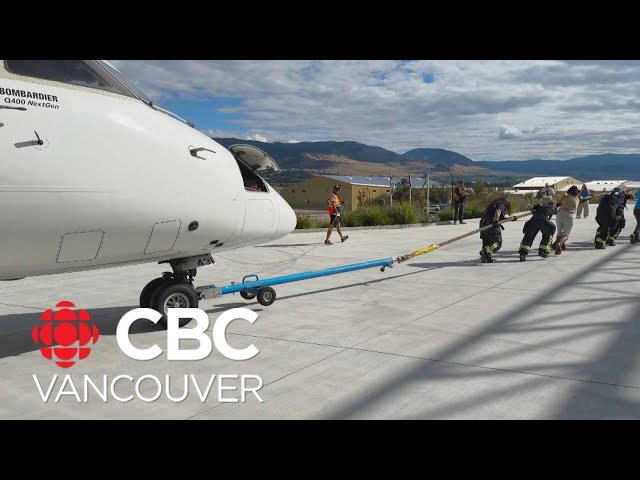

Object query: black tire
[256,287,276,306]
[150,283,199,329]
[240,290,258,300]
[140,277,168,308]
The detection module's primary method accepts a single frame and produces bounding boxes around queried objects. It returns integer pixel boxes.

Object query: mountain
[212,137,481,175]
[212,137,640,181]
[213,138,400,169]
[399,148,476,167]
[480,154,640,180]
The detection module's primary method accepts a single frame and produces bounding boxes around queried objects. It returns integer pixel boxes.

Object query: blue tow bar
[196,257,395,305]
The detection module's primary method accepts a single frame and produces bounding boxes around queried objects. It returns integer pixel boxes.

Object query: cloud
[287,139,301,143]
[498,125,522,139]
[109,60,640,160]
[246,133,268,142]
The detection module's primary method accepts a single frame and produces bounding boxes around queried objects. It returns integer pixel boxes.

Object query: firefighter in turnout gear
[479,196,511,263]
[609,188,635,244]
[518,202,557,261]
[595,187,634,248]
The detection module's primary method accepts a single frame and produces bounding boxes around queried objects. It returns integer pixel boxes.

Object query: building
[501,189,533,196]
[558,180,627,193]
[280,174,443,211]
[512,176,582,193]
[622,181,640,192]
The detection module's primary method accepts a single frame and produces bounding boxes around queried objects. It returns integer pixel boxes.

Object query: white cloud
[246,133,268,142]
[110,60,640,160]
[498,125,522,139]
[287,139,301,143]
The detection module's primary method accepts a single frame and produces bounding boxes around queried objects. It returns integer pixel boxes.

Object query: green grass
[294,190,539,229]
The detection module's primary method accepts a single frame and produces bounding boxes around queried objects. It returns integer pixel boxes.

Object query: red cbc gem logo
[31,301,99,368]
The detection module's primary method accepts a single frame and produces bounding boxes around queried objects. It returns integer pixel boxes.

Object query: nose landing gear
[140,272,198,328]
[140,255,215,328]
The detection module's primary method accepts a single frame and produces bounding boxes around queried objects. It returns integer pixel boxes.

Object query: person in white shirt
[538,183,555,203]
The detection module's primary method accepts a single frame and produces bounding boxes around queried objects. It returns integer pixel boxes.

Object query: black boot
[538,249,549,258]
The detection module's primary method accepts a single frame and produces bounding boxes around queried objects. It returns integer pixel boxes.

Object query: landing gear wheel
[240,290,258,300]
[140,277,168,308]
[256,287,276,306]
[150,283,199,329]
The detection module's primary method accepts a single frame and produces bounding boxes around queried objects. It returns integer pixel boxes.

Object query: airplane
[0,60,297,325]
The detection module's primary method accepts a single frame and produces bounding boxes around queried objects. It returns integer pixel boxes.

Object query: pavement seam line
[185,346,349,420]
[225,332,640,391]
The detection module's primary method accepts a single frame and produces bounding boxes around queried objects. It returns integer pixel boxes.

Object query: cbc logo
[31,301,100,368]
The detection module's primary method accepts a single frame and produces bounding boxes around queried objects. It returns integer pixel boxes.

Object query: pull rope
[395,211,534,264]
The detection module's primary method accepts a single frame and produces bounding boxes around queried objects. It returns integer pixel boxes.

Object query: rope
[579,191,606,204]
[395,211,534,264]
[393,191,620,264]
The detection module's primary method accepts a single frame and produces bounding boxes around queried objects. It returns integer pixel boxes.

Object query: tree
[356,190,367,208]
[473,180,488,196]
[393,178,410,202]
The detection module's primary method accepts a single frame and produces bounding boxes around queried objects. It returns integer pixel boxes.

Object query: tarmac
[1,211,639,419]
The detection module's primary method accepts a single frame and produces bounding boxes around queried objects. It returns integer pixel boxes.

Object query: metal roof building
[323,174,444,188]
[559,180,628,192]
[512,176,582,191]
[281,174,445,211]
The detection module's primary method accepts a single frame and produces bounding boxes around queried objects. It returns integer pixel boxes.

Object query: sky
[110,60,640,161]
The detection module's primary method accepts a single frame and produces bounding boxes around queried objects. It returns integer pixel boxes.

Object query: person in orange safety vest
[325,185,349,245]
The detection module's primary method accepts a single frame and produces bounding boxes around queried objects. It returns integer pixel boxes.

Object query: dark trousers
[454,201,465,222]
[611,215,626,240]
[634,209,640,235]
[519,216,556,254]
[479,218,502,254]
[595,204,617,245]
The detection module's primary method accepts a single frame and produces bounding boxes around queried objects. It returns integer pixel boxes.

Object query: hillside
[480,154,640,180]
[213,138,401,167]
[297,154,410,176]
[213,137,486,176]
[212,137,640,182]
[399,148,476,167]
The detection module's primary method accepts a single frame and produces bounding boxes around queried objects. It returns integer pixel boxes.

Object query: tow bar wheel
[240,289,258,300]
[257,287,276,306]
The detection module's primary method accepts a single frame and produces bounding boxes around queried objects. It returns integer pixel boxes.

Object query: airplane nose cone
[275,192,297,238]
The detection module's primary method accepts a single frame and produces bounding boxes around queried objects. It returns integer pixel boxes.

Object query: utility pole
[408,171,412,205]
[426,170,430,217]
[389,174,393,207]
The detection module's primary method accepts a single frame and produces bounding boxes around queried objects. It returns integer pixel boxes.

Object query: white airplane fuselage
[0,61,296,281]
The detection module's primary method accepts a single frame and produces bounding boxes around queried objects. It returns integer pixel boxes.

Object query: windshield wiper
[149,101,195,128]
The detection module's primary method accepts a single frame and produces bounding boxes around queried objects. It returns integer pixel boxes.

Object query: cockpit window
[4,60,133,97]
[96,60,153,105]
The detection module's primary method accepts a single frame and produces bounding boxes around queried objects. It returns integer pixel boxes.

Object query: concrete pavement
[1,213,639,419]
